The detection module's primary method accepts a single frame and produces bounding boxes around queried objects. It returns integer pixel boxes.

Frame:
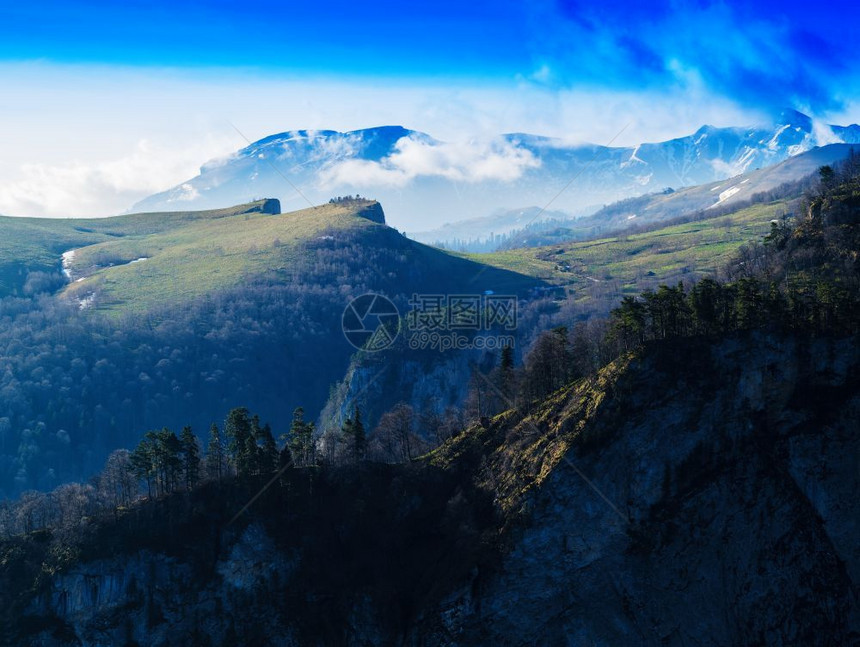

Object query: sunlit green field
[0,201,283,295]
[0,195,789,318]
[0,199,542,316]
[466,200,790,306]
[60,202,381,315]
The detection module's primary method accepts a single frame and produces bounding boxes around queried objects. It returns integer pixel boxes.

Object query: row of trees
[611,162,860,349]
[611,275,858,351]
[460,159,860,415]
[0,404,374,538]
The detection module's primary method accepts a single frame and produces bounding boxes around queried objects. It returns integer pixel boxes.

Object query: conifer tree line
[609,159,860,348]
[463,157,860,413]
[0,404,373,538]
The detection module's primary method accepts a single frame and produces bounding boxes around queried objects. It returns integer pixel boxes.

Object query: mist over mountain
[131,111,860,234]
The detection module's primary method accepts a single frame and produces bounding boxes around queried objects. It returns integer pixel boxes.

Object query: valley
[3,2,860,645]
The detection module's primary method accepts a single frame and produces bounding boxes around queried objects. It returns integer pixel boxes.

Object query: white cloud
[0,62,781,217]
[175,183,201,202]
[0,136,232,217]
[319,135,540,188]
[811,120,844,146]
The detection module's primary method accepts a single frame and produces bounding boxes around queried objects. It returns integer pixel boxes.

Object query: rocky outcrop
[23,523,299,647]
[421,334,859,645]
[353,200,385,224]
[251,198,281,215]
[8,333,858,646]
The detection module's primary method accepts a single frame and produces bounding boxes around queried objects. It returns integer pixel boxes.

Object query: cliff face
[245,197,281,214]
[425,334,859,645]
[354,200,386,225]
[8,333,858,646]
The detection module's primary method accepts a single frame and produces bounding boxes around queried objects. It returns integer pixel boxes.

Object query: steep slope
[0,199,543,494]
[130,112,860,233]
[3,333,856,646]
[319,186,803,437]
[426,333,859,645]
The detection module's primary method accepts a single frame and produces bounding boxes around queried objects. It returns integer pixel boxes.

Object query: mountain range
[132,110,860,236]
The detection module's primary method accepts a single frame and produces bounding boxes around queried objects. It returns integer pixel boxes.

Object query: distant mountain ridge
[132,111,860,233]
[498,143,860,247]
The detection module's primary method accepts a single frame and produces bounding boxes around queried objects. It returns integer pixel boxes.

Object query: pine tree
[206,422,226,481]
[179,426,200,490]
[341,407,367,464]
[352,408,366,463]
[155,428,183,495]
[225,407,253,478]
[278,442,294,475]
[248,414,264,476]
[129,438,155,499]
[258,422,278,474]
[131,429,182,496]
[289,407,314,467]
[498,343,516,405]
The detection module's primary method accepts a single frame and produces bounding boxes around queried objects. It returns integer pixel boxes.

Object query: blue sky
[1,0,859,216]
[0,1,531,75]
[3,0,857,113]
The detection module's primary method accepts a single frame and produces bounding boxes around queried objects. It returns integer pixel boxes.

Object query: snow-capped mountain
[131,111,860,232]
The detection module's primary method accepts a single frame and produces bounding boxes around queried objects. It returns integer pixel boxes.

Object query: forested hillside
[0,200,539,496]
[0,156,857,645]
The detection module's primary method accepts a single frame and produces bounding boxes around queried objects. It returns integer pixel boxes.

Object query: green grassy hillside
[466,199,788,309]
[0,200,280,297]
[1,198,539,316]
[64,201,379,314]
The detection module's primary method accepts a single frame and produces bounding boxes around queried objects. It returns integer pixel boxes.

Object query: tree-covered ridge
[610,157,860,347]
[0,204,540,497]
[456,157,860,418]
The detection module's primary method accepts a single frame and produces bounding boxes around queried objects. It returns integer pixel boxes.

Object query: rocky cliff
[4,332,857,646]
[423,333,859,645]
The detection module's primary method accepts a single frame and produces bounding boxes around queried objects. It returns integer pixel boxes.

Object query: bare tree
[98,449,139,512]
[372,403,425,463]
[54,483,97,533]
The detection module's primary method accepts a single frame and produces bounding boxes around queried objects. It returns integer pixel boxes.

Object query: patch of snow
[61,250,76,280]
[768,124,791,151]
[708,185,742,208]
[710,185,723,192]
[620,144,645,168]
[627,214,637,220]
[129,257,149,264]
